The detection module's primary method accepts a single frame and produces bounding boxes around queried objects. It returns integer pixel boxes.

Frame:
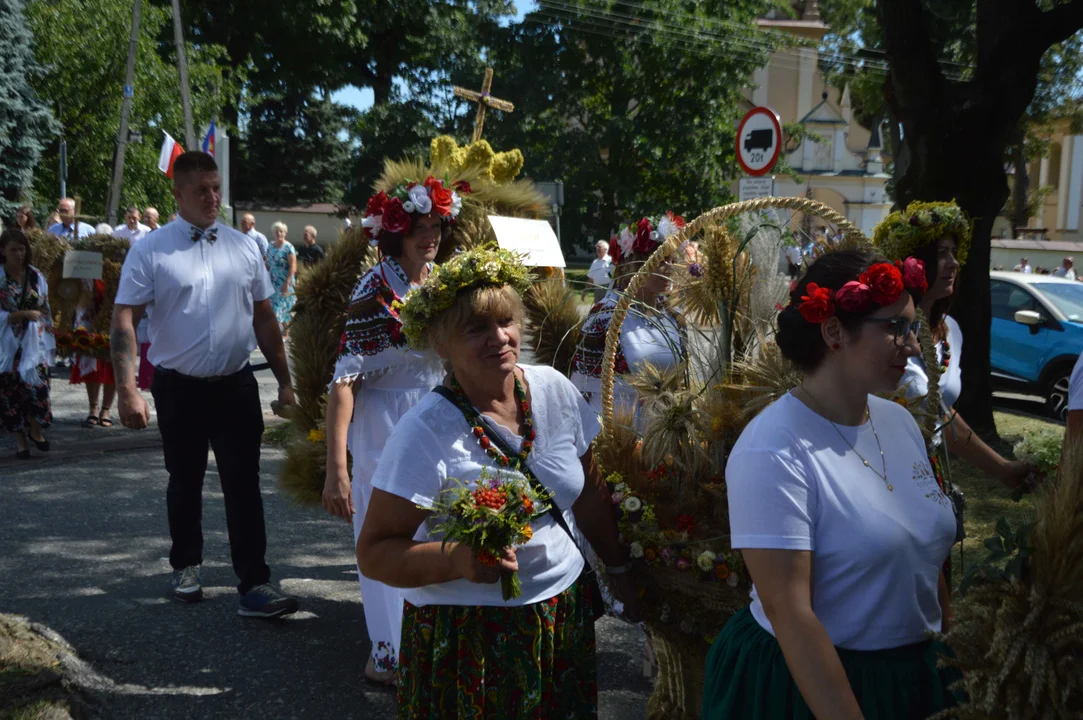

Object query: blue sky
[331,1,537,112]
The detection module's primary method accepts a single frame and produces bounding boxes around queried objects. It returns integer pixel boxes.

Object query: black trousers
[151,365,269,594]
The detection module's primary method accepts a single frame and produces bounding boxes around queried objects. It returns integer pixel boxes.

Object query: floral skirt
[703,607,959,719]
[397,577,597,720]
[0,365,52,433]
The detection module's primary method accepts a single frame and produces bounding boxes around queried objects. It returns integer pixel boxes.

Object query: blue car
[989,270,1083,419]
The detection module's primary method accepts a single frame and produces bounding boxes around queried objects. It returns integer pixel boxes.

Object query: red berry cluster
[474,488,507,510]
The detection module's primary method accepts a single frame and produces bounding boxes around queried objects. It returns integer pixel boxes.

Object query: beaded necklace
[449,372,536,470]
[938,335,951,374]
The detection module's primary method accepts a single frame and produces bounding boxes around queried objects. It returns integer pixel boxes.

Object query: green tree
[237,91,357,204]
[0,0,57,221]
[478,0,784,249]
[24,0,237,218]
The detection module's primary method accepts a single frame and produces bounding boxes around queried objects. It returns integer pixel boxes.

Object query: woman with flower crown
[570,213,687,425]
[320,176,465,685]
[355,248,639,718]
[874,201,1039,585]
[702,249,959,719]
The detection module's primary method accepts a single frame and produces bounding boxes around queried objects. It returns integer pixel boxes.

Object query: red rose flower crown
[610,211,686,265]
[797,258,928,324]
[361,176,471,239]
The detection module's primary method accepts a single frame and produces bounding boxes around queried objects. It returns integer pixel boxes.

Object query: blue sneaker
[171,566,203,603]
[237,584,298,619]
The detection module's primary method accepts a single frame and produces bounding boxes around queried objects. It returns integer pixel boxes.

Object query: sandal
[363,655,397,687]
[85,415,99,427]
[98,410,114,428]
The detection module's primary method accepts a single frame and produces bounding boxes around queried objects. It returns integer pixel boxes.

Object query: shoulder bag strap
[431,385,590,561]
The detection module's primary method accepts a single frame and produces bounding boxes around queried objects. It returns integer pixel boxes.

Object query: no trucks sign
[736,107,782,177]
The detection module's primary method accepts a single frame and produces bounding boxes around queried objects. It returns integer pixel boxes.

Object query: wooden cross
[452,67,515,143]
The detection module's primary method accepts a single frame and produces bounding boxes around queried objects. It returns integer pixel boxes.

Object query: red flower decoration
[632,218,655,255]
[859,263,905,305]
[365,190,389,218]
[423,175,442,192]
[900,257,928,294]
[675,514,696,532]
[453,180,472,195]
[668,211,686,228]
[835,281,871,312]
[430,184,454,216]
[382,197,412,234]
[799,283,835,323]
[609,237,622,265]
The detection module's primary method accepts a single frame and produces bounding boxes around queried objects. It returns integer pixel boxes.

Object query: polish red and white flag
[157,132,184,178]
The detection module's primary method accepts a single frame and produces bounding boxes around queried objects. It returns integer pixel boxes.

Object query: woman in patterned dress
[570,214,686,428]
[321,178,464,685]
[355,249,639,718]
[266,221,297,335]
[0,230,54,458]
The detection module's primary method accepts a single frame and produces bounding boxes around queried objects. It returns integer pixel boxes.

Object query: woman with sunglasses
[702,249,958,719]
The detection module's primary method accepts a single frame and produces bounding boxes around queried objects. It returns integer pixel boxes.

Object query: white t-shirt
[727,393,956,651]
[115,217,273,377]
[1068,352,1083,411]
[371,364,599,608]
[1014,263,1033,274]
[901,315,963,446]
[1052,266,1077,280]
[587,257,612,288]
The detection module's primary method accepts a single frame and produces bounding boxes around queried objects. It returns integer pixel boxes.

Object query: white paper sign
[62,251,104,280]
[738,176,775,202]
[487,216,566,268]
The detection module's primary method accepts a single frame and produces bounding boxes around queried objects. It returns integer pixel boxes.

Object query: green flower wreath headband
[395,247,534,349]
[872,200,972,267]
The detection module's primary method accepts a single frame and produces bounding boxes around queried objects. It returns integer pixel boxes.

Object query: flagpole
[171,0,196,150]
[105,0,142,227]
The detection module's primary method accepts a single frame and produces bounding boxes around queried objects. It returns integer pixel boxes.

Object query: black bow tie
[191,227,217,244]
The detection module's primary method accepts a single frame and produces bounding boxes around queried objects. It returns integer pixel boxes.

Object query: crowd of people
[0,194,330,459]
[1006,254,1079,278]
[3,157,1067,719]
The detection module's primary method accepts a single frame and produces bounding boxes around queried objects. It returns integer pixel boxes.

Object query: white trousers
[351,471,404,671]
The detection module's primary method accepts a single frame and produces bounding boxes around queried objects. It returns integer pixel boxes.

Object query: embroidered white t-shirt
[1068,352,1083,411]
[727,393,956,651]
[371,364,599,607]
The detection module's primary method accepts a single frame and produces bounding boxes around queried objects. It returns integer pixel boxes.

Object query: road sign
[736,106,782,176]
[739,176,775,202]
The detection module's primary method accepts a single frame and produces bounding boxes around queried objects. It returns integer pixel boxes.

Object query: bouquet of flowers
[1012,429,1062,499]
[427,469,551,600]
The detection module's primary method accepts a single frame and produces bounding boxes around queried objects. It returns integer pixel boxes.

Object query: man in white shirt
[587,239,613,303]
[784,244,804,278]
[1052,256,1076,280]
[1013,257,1033,274]
[47,197,95,239]
[111,151,298,619]
[113,206,151,243]
[239,213,269,261]
[144,207,160,231]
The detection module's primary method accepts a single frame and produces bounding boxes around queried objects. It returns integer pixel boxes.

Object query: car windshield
[1033,282,1083,322]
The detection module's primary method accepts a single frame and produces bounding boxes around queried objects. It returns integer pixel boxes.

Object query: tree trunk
[877,0,1052,434]
[1011,126,1030,231]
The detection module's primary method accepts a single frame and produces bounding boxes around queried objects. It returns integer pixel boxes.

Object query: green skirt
[703,608,958,720]
[397,577,597,720]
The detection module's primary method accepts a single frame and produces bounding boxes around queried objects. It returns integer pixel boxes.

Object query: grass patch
[263,421,294,448]
[949,409,1059,593]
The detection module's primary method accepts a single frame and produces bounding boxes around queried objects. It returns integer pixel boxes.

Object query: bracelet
[606,562,634,576]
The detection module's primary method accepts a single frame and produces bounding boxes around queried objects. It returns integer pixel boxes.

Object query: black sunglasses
[861,317,923,346]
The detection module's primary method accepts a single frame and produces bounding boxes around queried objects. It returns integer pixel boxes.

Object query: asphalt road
[0,352,651,719]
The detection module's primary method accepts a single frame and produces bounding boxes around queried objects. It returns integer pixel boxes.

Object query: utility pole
[105,0,141,226]
[171,0,196,150]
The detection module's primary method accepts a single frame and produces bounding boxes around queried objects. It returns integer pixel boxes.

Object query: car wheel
[1045,370,1072,421]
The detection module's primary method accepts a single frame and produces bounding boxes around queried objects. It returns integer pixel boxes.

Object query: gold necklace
[798,386,892,492]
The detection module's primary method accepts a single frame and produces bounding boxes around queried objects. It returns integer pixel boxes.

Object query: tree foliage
[477,0,785,249]
[24,0,237,219]
[0,0,57,221]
